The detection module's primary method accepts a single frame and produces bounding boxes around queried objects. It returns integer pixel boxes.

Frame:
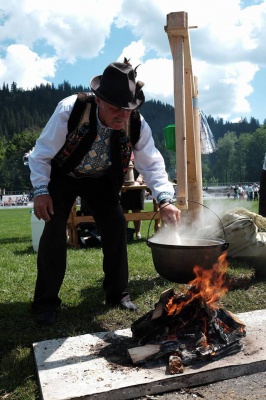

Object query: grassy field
[0,199,265,399]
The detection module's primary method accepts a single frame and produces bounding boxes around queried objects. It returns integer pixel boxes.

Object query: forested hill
[0,81,263,142]
[0,81,265,191]
[0,81,90,138]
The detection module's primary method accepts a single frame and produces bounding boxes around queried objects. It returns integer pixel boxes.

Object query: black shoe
[35,311,57,325]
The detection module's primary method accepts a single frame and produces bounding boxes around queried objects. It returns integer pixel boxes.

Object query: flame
[165,252,228,316]
[159,253,246,356]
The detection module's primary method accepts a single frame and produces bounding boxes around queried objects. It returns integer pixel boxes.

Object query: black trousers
[32,172,128,312]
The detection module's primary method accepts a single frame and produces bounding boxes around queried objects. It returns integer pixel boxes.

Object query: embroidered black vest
[51,93,141,185]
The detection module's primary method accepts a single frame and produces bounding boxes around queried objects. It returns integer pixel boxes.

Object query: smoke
[150,199,231,245]
[149,225,181,245]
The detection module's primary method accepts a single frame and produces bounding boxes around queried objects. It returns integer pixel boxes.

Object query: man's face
[96,97,132,130]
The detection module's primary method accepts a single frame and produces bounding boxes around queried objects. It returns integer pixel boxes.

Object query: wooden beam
[165,12,188,209]
[185,67,196,184]
[183,76,204,225]
[67,211,161,227]
[165,11,203,217]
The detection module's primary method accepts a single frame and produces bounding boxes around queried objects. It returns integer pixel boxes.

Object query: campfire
[128,253,246,374]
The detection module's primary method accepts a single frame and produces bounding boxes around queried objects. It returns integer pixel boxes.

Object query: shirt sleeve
[28,94,77,189]
[133,115,174,202]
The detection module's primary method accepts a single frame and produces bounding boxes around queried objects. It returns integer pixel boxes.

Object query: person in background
[253,183,259,201]
[246,184,253,201]
[29,60,181,325]
[259,154,266,216]
[237,184,244,200]
[233,185,238,200]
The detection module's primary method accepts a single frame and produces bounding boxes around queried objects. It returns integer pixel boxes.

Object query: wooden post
[165,11,203,222]
[165,12,188,209]
[183,75,203,224]
[189,76,204,224]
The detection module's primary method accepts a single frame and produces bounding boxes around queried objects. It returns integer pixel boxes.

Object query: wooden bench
[67,186,161,248]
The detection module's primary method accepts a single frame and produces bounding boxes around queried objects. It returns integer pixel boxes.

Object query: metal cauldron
[147,202,229,283]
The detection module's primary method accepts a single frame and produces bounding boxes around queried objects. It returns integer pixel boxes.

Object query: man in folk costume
[29,60,181,325]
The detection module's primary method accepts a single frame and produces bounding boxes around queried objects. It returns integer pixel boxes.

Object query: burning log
[129,291,246,366]
[151,288,175,320]
[129,257,246,371]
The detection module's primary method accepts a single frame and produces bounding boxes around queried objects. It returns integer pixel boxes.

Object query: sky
[0,0,266,123]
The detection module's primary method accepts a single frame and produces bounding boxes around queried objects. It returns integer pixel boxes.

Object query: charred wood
[169,355,184,374]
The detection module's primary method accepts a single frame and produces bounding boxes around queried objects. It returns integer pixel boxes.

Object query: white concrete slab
[33,309,266,400]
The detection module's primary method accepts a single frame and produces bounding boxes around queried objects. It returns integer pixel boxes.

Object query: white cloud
[117,40,146,65]
[0,0,123,61]
[0,44,56,88]
[194,60,259,118]
[113,0,266,120]
[0,0,265,120]
[116,0,169,55]
[136,58,174,105]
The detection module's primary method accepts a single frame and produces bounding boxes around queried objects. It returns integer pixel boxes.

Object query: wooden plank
[67,211,161,227]
[128,345,161,364]
[185,67,196,183]
[182,76,204,224]
[121,184,147,192]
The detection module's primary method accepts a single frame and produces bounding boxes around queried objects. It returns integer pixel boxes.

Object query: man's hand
[159,203,181,227]
[33,194,54,222]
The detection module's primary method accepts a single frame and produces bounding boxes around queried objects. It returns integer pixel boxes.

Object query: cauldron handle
[146,201,229,251]
[187,200,229,251]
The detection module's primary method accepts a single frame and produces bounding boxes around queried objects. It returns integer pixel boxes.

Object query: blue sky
[0,0,266,123]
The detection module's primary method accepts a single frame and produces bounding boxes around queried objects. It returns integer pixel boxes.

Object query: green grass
[0,199,265,399]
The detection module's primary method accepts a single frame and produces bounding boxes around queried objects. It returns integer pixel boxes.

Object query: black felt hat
[90,62,145,110]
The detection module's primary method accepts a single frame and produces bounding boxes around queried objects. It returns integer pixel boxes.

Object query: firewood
[127,344,160,364]
[129,288,246,369]
[128,340,183,365]
[169,355,184,374]
[151,288,175,320]
[223,308,246,328]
